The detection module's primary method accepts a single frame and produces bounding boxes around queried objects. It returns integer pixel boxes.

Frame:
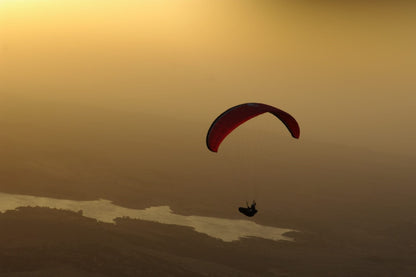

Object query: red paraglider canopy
[206,103,300,152]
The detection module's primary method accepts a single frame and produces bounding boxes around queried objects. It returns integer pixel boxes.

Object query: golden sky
[1,0,415,156]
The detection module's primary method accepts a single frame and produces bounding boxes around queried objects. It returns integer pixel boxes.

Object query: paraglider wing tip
[206,138,218,152]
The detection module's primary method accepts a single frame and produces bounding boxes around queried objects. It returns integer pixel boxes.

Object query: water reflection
[0,192,295,242]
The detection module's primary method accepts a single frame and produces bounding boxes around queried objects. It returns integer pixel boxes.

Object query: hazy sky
[1,0,415,156]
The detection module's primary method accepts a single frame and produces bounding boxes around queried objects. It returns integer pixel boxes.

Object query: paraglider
[239,200,257,217]
[206,103,300,217]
